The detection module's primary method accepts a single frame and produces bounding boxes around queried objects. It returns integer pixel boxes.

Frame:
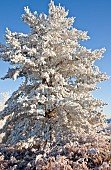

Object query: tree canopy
[0,1,109,145]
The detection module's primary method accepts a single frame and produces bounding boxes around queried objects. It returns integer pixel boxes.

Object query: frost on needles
[0,1,109,145]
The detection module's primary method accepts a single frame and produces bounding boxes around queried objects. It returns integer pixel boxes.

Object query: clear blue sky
[0,0,111,118]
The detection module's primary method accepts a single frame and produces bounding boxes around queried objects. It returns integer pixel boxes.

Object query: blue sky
[0,0,111,118]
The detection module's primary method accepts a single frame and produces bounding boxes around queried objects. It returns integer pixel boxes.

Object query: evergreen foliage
[0,1,109,145]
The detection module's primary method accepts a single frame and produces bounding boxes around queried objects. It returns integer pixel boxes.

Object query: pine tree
[0,1,109,145]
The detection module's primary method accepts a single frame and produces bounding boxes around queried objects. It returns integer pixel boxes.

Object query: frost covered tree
[0,92,10,142]
[0,92,9,111]
[0,1,109,145]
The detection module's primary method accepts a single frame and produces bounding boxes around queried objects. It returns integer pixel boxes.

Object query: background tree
[0,92,9,112]
[0,1,109,145]
[0,92,10,143]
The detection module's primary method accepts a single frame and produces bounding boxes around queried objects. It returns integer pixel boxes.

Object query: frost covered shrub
[0,1,109,145]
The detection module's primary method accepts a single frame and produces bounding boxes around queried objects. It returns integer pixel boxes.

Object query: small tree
[0,1,109,145]
[0,92,9,111]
